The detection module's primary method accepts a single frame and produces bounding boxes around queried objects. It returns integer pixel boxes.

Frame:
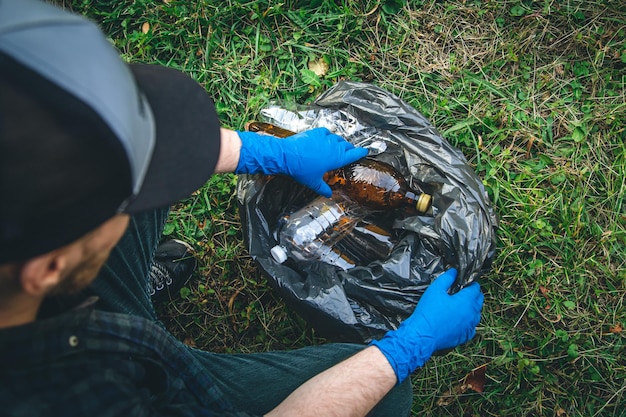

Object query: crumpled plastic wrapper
[237,81,497,343]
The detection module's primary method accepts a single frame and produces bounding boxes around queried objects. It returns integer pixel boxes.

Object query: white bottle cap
[270,245,288,263]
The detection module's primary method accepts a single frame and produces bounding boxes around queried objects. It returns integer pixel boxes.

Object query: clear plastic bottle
[271,195,366,270]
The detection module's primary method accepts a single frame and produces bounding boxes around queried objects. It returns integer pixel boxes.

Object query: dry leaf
[525,135,536,157]
[308,58,329,77]
[183,337,197,348]
[141,22,150,34]
[539,285,552,311]
[228,289,241,314]
[609,323,623,334]
[556,407,566,416]
[555,64,565,76]
[463,364,487,393]
[437,364,488,406]
[436,383,467,406]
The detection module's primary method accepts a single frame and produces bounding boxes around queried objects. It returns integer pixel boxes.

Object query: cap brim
[125,64,221,213]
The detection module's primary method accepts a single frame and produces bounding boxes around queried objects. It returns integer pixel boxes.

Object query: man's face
[50,214,130,295]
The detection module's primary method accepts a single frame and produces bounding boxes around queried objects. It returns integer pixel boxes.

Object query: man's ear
[19,252,68,296]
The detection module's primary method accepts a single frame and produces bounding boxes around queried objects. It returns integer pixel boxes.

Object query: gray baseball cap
[0,0,221,262]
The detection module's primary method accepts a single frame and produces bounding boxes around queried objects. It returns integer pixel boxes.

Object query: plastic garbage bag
[237,81,497,343]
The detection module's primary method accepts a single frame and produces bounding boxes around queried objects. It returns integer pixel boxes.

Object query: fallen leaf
[463,364,487,393]
[308,58,329,77]
[539,285,552,311]
[183,337,197,348]
[436,383,467,406]
[141,22,150,34]
[555,64,565,76]
[437,364,488,406]
[228,289,241,314]
[525,135,536,157]
[609,323,623,334]
[556,407,566,416]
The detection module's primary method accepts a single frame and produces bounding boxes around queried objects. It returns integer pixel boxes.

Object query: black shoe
[149,239,197,302]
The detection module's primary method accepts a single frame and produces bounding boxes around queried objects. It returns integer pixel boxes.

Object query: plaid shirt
[0,298,257,417]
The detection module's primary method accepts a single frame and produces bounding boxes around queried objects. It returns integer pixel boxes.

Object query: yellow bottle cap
[416,193,432,213]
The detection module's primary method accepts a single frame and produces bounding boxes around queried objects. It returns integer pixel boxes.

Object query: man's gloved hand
[370,268,484,384]
[235,128,368,197]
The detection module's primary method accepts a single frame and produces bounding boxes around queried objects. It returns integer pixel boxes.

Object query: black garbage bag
[237,81,497,343]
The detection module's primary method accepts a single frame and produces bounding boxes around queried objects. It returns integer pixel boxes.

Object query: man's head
[0,215,129,306]
[0,0,221,303]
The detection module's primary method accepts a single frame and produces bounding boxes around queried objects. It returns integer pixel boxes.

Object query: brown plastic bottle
[245,121,295,138]
[323,159,432,214]
[246,121,432,214]
[335,219,395,265]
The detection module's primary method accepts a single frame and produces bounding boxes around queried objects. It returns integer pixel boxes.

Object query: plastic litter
[271,195,366,270]
[237,81,497,343]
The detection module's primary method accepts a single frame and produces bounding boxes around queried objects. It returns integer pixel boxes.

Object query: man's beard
[48,270,93,295]
[48,251,109,296]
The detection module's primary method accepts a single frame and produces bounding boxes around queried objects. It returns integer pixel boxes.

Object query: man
[0,1,484,416]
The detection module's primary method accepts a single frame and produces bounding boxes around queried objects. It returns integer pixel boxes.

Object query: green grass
[60,0,625,415]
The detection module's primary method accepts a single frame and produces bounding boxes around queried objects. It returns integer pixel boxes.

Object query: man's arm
[214,128,242,173]
[266,347,396,417]
[212,127,368,196]
[266,269,484,417]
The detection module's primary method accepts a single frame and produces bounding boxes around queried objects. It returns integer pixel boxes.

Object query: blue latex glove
[370,268,484,384]
[235,128,368,197]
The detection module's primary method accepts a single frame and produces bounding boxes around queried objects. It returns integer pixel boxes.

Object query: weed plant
[59,1,624,415]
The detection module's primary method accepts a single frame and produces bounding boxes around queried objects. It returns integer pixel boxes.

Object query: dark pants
[88,208,413,416]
